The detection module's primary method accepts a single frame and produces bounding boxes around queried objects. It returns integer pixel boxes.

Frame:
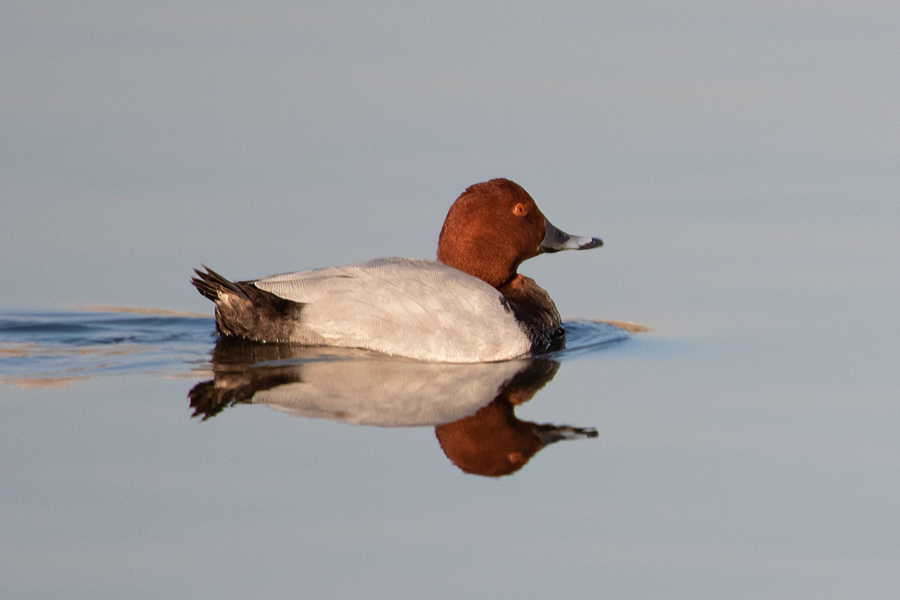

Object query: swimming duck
[191,178,602,362]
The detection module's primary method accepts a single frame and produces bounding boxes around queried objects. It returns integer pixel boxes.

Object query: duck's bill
[540,218,603,253]
[534,423,599,446]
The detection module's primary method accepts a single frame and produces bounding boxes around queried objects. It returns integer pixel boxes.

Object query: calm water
[2,293,899,599]
[5,2,899,597]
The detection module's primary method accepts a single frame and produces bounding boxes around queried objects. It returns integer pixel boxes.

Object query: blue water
[0,310,214,382]
[3,295,899,600]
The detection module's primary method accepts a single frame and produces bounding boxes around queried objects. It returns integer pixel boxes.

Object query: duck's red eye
[513,203,527,216]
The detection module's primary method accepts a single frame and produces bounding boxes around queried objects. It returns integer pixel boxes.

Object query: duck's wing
[251,257,421,303]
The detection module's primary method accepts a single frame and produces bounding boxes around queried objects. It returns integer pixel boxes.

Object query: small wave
[0,310,214,387]
[80,305,209,318]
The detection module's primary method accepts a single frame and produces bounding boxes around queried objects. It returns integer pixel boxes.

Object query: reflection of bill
[189,339,598,477]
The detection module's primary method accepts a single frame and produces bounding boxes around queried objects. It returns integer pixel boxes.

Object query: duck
[191,178,602,363]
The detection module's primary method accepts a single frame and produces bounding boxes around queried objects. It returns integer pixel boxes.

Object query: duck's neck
[437,253,519,290]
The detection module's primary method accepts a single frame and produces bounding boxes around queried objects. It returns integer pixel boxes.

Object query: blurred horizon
[3,1,898,317]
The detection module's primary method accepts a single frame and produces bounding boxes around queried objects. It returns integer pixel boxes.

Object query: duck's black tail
[191,266,303,342]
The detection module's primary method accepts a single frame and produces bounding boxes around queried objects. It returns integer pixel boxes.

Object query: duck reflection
[434,359,597,476]
[189,338,597,477]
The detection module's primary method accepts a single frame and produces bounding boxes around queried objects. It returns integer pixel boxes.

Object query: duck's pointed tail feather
[191,266,249,302]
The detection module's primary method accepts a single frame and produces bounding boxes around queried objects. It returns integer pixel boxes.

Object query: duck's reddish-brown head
[436,178,602,288]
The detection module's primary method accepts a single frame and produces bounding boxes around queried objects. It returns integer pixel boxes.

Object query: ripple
[0,310,642,388]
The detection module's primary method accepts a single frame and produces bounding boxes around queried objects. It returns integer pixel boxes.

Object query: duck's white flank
[252,258,531,363]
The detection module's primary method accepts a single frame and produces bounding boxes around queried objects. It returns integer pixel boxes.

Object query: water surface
[2,304,898,599]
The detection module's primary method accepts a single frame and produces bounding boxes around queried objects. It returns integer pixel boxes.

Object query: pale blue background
[3,1,897,315]
[2,2,899,599]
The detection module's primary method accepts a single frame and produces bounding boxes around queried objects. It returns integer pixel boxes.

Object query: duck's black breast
[498,275,564,353]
